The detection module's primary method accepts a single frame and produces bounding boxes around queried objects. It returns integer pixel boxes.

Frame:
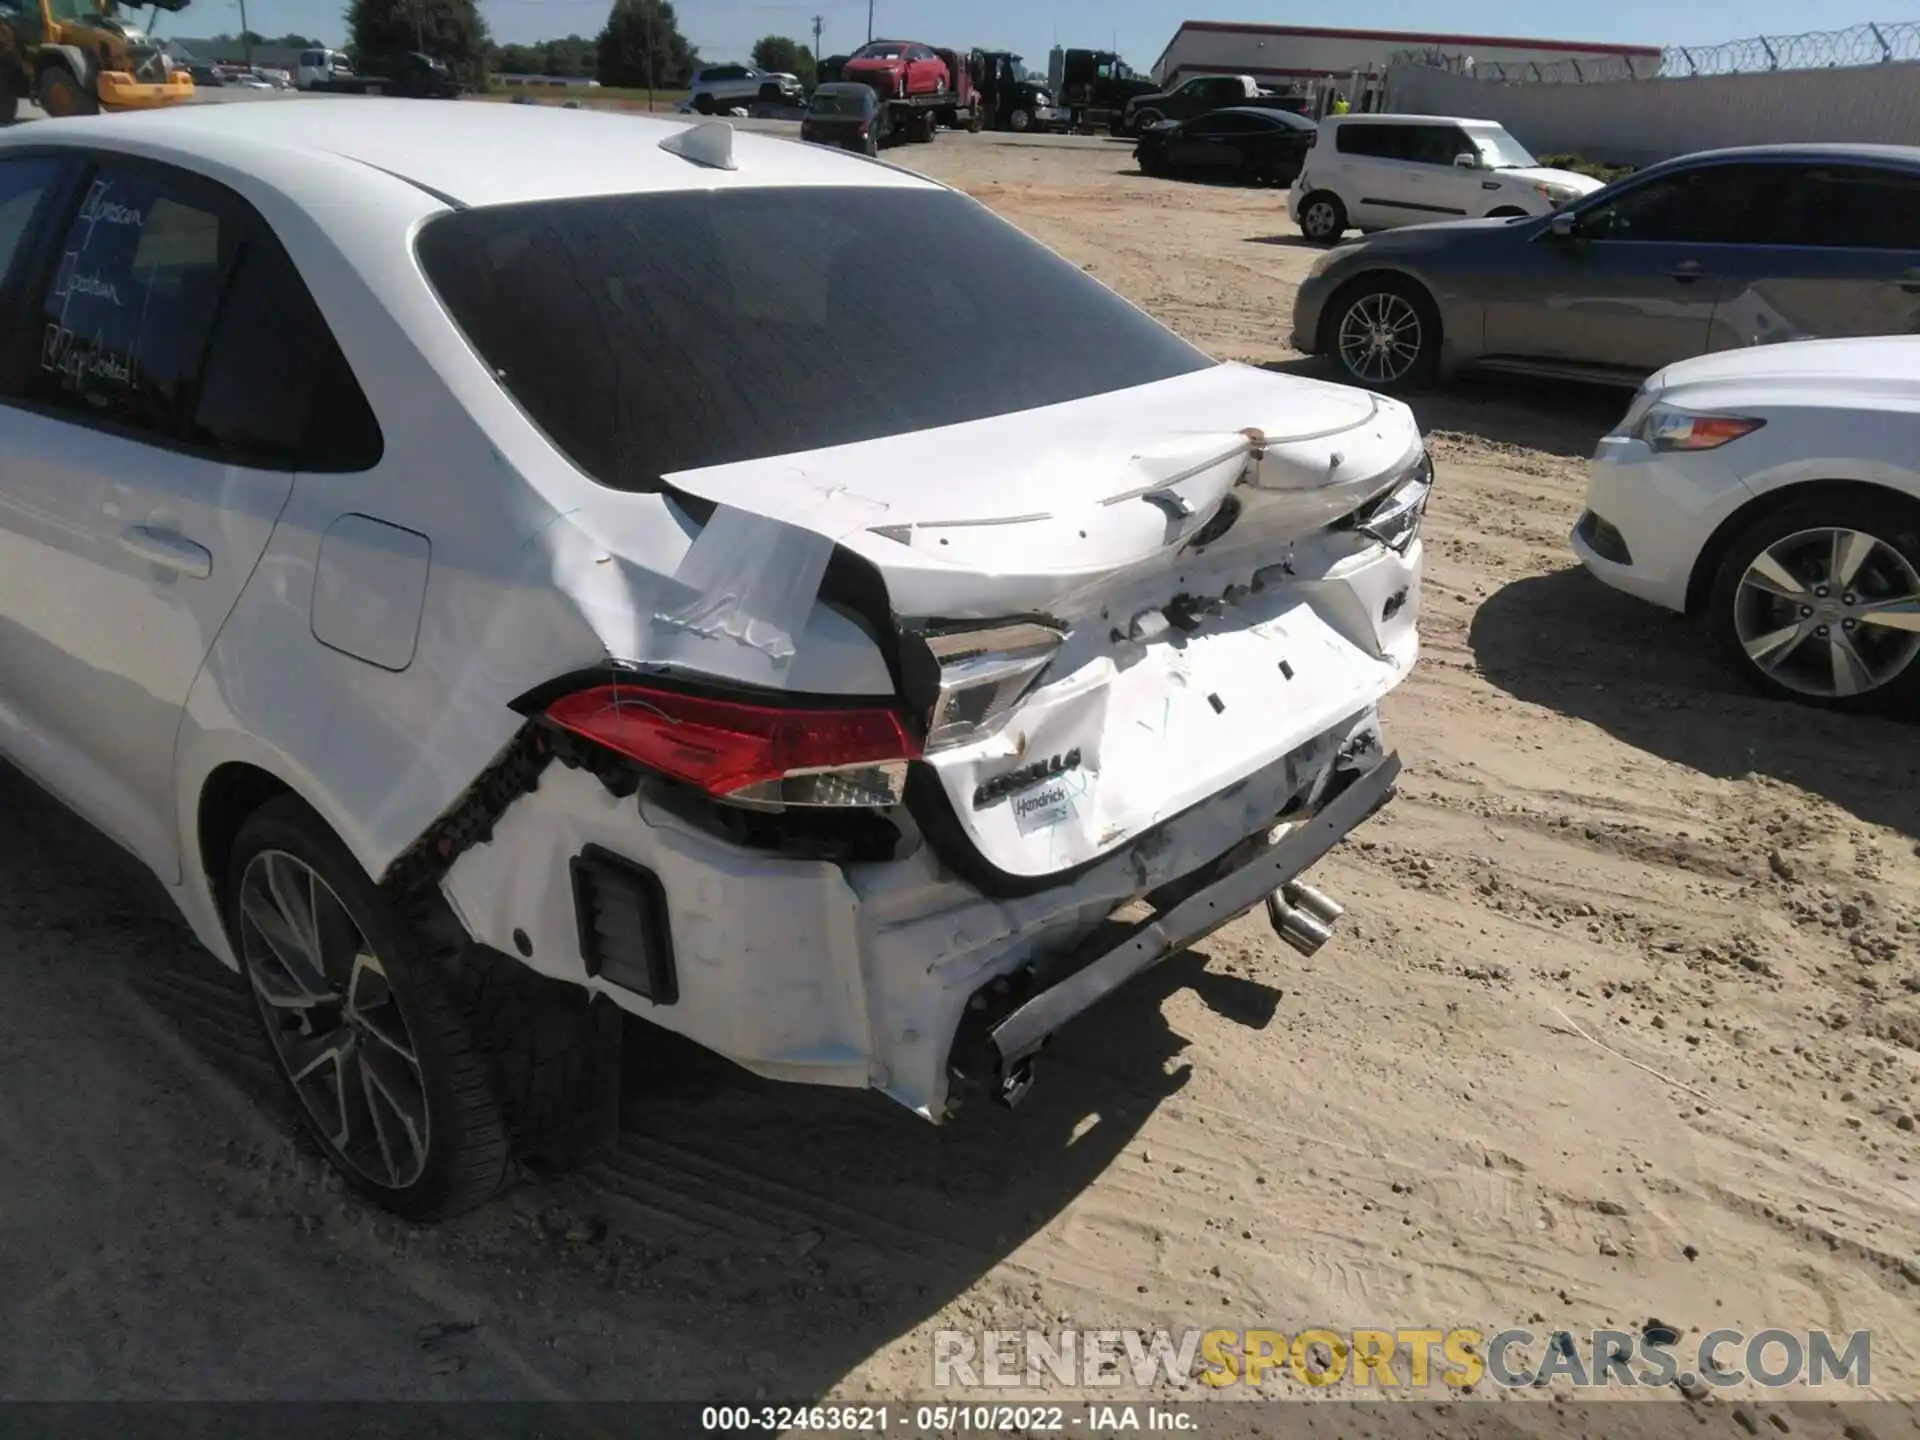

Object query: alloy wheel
[1734,526,1920,699]
[1336,290,1423,386]
[1302,200,1338,239]
[239,850,431,1189]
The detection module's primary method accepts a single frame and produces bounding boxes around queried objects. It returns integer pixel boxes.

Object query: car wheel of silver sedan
[1712,495,1920,710]
[228,796,512,1219]
[1331,279,1438,393]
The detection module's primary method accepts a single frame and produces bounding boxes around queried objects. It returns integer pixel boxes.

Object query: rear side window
[1766,164,1920,250]
[26,170,228,438]
[1337,124,1411,158]
[190,233,383,470]
[417,186,1212,491]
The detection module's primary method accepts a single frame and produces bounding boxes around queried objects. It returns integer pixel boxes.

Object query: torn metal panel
[651,487,890,667]
[379,722,554,900]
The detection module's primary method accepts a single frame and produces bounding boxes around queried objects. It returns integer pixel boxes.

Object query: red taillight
[856,120,870,136]
[545,684,920,807]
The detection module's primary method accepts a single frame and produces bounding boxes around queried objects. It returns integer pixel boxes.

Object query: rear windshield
[808,90,863,114]
[415,187,1212,491]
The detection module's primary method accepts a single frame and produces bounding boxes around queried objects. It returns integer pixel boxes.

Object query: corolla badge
[973,748,1083,810]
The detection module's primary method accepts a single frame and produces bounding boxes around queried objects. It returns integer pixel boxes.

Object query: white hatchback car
[1576,335,1920,710]
[1289,114,1604,245]
[0,101,1428,1218]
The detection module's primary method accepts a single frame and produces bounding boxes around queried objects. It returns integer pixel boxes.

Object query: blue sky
[180,0,1902,68]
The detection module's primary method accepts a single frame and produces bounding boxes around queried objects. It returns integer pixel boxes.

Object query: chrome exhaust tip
[1266,891,1337,956]
[1284,881,1345,926]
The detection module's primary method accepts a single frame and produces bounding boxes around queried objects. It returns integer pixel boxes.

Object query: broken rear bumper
[983,748,1399,1100]
[437,710,1402,1124]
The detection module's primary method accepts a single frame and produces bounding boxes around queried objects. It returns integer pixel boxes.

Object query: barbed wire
[1391,19,1919,84]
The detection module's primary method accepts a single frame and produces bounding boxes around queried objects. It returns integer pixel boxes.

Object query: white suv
[690,62,803,114]
[1290,114,1604,244]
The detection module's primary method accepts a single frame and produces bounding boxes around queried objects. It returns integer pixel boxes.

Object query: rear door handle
[120,525,212,578]
[1670,261,1709,284]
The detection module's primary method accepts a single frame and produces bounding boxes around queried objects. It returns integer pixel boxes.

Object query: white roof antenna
[659,120,738,172]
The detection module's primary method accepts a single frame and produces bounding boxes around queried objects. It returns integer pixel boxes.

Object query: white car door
[1361,122,1469,226]
[1420,122,1494,217]
[0,159,370,879]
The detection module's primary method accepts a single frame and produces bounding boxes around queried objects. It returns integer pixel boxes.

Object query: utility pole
[866,0,873,43]
[644,7,656,111]
[811,12,822,70]
[235,0,251,67]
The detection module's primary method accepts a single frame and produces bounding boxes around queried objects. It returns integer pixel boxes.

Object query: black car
[1135,107,1317,187]
[802,82,885,156]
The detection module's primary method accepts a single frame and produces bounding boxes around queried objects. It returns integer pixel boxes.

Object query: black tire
[1134,108,1162,131]
[757,81,782,104]
[1323,274,1440,394]
[1298,190,1347,244]
[36,64,97,118]
[693,92,716,115]
[227,797,511,1220]
[1009,107,1031,132]
[912,108,936,143]
[1707,490,1920,714]
[0,68,20,125]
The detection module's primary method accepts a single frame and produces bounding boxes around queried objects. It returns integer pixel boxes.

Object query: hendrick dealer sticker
[1011,769,1096,837]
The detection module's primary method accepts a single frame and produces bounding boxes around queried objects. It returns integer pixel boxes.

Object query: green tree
[348,0,491,83]
[544,34,593,76]
[272,32,319,47]
[749,34,814,86]
[494,41,544,74]
[596,0,696,89]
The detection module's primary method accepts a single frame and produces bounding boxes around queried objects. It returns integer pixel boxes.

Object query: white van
[295,48,354,89]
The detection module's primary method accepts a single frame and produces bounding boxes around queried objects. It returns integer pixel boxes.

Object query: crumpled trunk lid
[660,362,1419,621]
[657,361,1425,884]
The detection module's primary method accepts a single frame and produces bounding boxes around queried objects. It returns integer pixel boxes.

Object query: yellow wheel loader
[0,0,194,120]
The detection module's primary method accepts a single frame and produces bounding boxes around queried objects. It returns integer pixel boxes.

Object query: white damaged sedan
[0,101,1429,1216]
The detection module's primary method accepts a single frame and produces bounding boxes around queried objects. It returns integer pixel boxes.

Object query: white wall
[1153,26,1658,87]
[1385,61,1920,165]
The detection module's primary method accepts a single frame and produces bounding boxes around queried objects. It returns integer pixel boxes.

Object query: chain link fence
[1392,19,1918,84]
